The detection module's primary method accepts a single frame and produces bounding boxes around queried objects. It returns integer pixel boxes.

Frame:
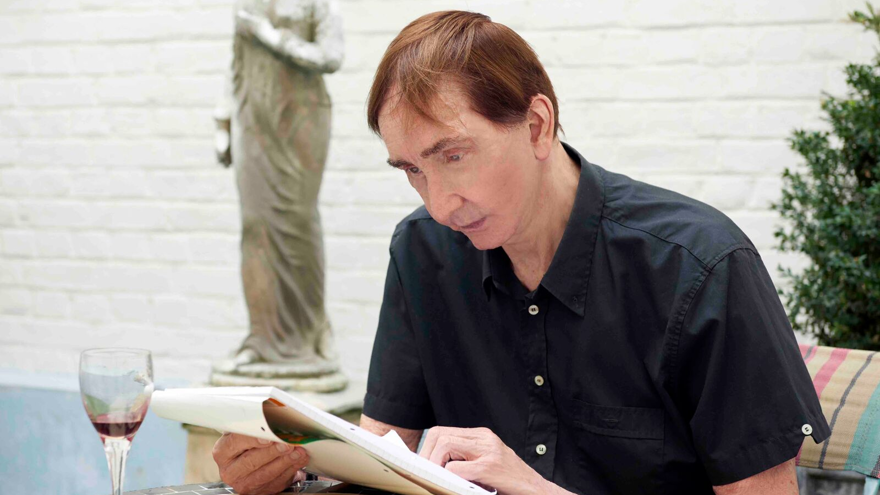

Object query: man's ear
[527,94,555,161]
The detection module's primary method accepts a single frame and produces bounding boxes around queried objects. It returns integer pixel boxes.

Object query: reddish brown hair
[367,11,561,137]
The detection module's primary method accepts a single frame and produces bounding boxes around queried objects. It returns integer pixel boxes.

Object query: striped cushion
[797,344,880,477]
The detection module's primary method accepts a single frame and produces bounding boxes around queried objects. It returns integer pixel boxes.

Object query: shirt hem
[704,412,831,486]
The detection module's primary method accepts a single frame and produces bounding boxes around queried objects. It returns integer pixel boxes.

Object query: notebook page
[151,390,280,442]
[382,430,410,450]
[270,388,495,495]
[156,388,433,495]
[156,387,496,495]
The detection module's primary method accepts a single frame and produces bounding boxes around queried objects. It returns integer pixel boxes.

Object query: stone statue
[211,0,346,392]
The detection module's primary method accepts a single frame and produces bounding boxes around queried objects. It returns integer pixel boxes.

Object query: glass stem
[103,437,131,495]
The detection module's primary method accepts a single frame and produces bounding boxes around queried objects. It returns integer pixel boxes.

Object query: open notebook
[151,387,494,495]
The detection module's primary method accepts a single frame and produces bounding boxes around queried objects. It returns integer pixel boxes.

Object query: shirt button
[802,424,813,435]
[528,305,539,315]
[534,375,545,386]
[536,444,547,455]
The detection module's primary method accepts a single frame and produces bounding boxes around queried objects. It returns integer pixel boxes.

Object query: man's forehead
[378,81,470,132]
[380,101,461,135]
[381,107,470,157]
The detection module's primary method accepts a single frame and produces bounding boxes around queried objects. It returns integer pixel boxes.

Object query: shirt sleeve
[673,248,830,486]
[362,253,437,430]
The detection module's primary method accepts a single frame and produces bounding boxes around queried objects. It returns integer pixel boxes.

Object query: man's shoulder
[600,168,755,268]
[391,205,434,238]
[389,206,472,257]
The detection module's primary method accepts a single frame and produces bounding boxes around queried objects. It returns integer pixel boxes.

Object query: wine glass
[80,348,154,495]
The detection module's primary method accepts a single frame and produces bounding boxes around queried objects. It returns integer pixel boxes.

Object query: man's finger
[445,460,481,483]
[249,461,303,495]
[214,433,274,465]
[445,461,497,495]
[236,448,307,495]
[420,427,493,460]
[224,441,296,483]
[420,427,495,457]
[428,437,477,467]
[419,427,459,459]
[418,427,443,459]
[212,433,240,466]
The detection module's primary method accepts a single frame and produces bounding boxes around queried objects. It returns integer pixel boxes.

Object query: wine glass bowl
[80,348,154,495]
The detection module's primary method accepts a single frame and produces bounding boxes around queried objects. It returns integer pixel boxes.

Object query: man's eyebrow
[386,136,466,169]
[419,137,460,159]
[387,158,409,169]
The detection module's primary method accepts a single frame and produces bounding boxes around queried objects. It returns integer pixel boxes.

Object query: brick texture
[0,0,869,384]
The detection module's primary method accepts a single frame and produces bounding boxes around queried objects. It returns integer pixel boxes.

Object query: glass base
[103,436,132,495]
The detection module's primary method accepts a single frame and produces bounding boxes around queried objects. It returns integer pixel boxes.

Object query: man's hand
[213,433,309,495]
[419,427,560,495]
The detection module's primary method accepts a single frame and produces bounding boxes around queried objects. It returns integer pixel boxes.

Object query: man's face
[378,87,540,250]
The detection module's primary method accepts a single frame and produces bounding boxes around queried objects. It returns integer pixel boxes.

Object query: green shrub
[773,4,880,350]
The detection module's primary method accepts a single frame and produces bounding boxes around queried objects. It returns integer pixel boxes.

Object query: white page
[151,390,278,441]
[382,430,409,450]
[152,387,496,495]
[266,388,494,495]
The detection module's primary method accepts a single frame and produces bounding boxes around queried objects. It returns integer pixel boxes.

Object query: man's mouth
[458,217,486,232]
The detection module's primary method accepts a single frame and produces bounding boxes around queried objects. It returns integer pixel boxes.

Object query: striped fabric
[797,344,880,477]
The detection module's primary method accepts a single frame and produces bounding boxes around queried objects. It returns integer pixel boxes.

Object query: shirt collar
[481,142,605,316]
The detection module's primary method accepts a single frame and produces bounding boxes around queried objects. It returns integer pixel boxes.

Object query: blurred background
[0,0,873,493]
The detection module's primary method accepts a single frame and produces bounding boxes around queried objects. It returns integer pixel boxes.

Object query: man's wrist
[532,476,577,495]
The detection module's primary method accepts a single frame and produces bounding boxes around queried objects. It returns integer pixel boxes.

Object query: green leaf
[775,5,880,350]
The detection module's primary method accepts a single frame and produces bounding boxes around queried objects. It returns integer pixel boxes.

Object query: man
[213,10,829,495]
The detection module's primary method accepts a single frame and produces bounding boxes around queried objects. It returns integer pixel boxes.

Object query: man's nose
[425,173,464,226]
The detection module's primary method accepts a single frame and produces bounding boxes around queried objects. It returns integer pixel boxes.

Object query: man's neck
[502,141,580,292]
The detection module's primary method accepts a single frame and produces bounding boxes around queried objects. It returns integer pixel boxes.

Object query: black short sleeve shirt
[363,142,829,494]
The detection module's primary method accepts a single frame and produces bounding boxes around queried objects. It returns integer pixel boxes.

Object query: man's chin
[462,231,503,251]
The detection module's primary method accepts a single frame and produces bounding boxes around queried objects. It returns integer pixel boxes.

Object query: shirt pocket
[572,400,664,439]
[567,399,666,493]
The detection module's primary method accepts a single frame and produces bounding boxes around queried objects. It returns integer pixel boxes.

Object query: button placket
[520,295,556,478]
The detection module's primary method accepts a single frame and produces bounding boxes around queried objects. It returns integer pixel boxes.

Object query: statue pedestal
[211,354,349,393]
[210,370,349,393]
[182,380,366,484]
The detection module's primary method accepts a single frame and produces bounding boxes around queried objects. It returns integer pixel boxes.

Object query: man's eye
[406,166,421,175]
[448,154,462,162]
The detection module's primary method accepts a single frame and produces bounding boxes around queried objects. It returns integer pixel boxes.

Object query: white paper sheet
[151,387,496,495]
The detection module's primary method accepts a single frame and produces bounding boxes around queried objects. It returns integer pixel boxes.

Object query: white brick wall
[0,0,871,385]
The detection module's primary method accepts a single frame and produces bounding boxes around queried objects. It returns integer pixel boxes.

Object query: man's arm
[713,459,798,495]
[359,413,423,453]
